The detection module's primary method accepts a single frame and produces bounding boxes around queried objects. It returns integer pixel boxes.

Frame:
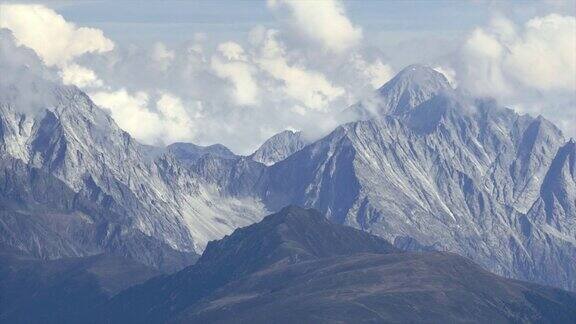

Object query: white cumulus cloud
[156,92,197,143]
[90,89,200,145]
[432,66,457,88]
[505,14,576,92]
[89,89,163,144]
[454,13,576,137]
[211,51,260,106]
[0,4,114,67]
[151,42,175,71]
[253,29,345,111]
[349,54,394,89]
[459,14,576,97]
[60,64,103,88]
[268,0,362,53]
[217,42,248,61]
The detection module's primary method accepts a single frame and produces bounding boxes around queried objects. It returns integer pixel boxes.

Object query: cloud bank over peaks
[249,28,346,111]
[0,29,61,115]
[0,3,112,96]
[60,64,104,88]
[89,89,199,145]
[458,14,576,97]
[0,2,396,153]
[451,13,576,137]
[2,2,572,151]
[211,42,260,106]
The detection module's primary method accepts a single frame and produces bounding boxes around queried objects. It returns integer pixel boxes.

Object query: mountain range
[178,65,576,291]
[0,34,574,302]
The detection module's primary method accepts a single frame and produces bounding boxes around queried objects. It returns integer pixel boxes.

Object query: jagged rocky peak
[250,129,306,165]
[377,64,452,115]
[381,64,452,93]
[517,115,564,159]
[526,138,576,232]
[168,142,237,166]
[349,64,453,119]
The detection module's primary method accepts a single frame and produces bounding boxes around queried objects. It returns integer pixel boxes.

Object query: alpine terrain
[183,65,576,292]
[0,27,574,300]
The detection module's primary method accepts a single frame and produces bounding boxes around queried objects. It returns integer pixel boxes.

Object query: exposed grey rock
[1,58,574,295]
[250,130,306,166]
[167,142,236,167]
[202,65,575,291]
[350,64,452,119]
[0,78,265,270]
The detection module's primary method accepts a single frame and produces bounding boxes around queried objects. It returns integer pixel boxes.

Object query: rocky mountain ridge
[1,44,574,293]
[179,65,576,291]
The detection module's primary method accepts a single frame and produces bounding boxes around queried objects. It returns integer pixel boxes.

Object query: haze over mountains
[1,28,575,293]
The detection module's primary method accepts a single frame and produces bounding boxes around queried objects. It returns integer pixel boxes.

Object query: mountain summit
[349,64,453,119]
[378,64,452,115]
[200,205,398,270]
[250,130,306,166]
[101,206,399,322]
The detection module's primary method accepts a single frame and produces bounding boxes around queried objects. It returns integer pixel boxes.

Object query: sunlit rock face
[250,130,307,166]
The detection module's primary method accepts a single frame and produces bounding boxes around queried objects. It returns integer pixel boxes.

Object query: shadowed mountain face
[0,245,159,324]
[102,206,576,324]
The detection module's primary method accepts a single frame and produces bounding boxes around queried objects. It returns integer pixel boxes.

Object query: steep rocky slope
[1,37,574,294]
[250,130,306,165]
[167,142,237,166]
[0,35,266,270]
